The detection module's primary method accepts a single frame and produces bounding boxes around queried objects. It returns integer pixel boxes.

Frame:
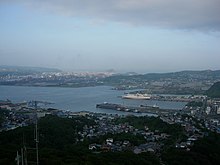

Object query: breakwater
[96,103,180,115]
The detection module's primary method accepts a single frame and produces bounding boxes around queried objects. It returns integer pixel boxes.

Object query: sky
[0,0,220,73]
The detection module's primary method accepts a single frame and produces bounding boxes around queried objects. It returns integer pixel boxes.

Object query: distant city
[1,66,220,94]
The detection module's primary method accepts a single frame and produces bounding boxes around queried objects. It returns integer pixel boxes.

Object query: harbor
[0,86,186,113]
[122,92,205,103]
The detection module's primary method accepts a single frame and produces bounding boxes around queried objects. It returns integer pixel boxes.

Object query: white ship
[122,93,151,100]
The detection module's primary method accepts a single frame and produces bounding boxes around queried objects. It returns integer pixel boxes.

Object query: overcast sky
[0,0,220,73]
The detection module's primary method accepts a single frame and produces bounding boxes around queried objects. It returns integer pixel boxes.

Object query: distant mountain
[105,69,116,73]
[0,65,62,76]
[103,70,220,89]
[0,66,61,72]
[0,65,61,72]
[116,70,220,80]
[206,82,220,98]
[140,70,220,80]
[122,72,139,76]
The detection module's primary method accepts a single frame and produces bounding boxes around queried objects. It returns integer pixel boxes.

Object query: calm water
[0,85,186,114]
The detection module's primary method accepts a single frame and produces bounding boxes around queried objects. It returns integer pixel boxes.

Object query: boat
[122,93,151,100]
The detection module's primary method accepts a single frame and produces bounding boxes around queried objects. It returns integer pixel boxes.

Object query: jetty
[96,103,180,115]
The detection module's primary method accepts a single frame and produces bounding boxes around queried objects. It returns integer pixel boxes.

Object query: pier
[96,103,181,115]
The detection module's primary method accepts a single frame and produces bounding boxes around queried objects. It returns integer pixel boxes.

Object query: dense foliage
[0,115,160,165]
[0,108,8,127]
[115,116,185,145]
[162,132,220,165]
[1,115,220,165]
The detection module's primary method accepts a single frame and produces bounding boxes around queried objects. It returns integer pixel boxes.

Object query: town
[1,66,220,95]
[1,94,220,155]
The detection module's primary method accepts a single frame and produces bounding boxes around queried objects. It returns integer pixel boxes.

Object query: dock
[96,103,180,115]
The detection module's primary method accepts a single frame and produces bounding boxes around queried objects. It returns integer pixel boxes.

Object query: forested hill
[103,70,220,94]
[104,70,220,83]
[0,66,61,76]
[206,82,220,98]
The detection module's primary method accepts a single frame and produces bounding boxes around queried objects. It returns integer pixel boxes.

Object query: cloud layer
[2,0,220,31]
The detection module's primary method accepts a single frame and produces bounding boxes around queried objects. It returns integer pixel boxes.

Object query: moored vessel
[122,93,151,100]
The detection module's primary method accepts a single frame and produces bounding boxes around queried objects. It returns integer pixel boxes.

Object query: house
[106,138,113,143]
[133,148,142,154]
[89,144,97,150]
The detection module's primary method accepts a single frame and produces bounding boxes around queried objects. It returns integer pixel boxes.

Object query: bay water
[0,85,186,114]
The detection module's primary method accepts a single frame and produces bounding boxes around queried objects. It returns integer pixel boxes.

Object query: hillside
[105,70,220,83]
[103,70,220,94]
[0,66,61,77]
[206,82,220,98]
[0,115,160,165]
[1,114,220,165]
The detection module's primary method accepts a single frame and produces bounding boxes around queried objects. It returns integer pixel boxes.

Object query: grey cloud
[2,0,220,31]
